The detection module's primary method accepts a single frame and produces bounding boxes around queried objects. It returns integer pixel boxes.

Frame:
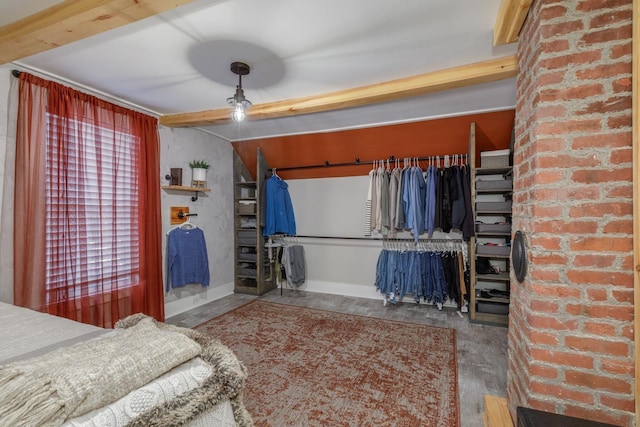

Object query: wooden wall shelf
[162,185,210,201]
[162,185,211,192]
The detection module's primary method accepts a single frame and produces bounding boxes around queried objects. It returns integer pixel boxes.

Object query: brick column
[508,1,634,425]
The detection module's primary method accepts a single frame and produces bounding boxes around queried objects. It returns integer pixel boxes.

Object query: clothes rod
[274,235,380,241]
[274,154,467,172]
[273,235,464,243]
[384,238,465,243]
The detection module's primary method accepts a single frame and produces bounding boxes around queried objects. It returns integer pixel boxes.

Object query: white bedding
[63,357,235,427]
[0,302,243,427]
[0,302,106,364]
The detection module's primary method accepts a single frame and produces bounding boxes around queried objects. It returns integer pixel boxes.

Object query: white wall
[285,176,464,301]
[0,66,15,304]
[289,175,369,238]
[159,126,235,318]
[285,176,380,298]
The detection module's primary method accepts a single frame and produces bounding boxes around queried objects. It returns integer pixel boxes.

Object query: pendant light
[226,62,252,122]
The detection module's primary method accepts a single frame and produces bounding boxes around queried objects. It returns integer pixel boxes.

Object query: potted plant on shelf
[189,159,210,184]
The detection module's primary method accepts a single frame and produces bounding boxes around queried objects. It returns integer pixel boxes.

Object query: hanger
[180,216,197,230]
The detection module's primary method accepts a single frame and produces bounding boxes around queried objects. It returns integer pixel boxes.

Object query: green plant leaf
[188,159,210,169]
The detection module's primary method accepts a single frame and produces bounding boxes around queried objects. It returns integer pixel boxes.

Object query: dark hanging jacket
[461,165,475,241]
[451,165,466,230]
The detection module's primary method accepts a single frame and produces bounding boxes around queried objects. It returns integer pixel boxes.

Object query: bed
[0,301,253,427]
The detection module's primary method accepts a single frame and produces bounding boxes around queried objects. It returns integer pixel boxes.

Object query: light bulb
[232,104,246,122]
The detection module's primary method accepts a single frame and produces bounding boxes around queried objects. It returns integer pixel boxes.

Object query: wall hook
[177,211,198,219]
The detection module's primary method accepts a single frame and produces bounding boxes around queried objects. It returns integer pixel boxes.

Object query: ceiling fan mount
[230,62,250,76]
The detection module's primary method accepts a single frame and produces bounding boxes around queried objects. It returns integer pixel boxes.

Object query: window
[44,113,140,303]
[15,72,164,327]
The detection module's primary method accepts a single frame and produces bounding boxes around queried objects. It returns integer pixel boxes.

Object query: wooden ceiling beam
[493,0,533,46]
[160,55,518,128]
[0,0,194,64]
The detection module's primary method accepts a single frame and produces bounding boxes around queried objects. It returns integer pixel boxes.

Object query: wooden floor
[484,395,514,427]
[166,289,509,427]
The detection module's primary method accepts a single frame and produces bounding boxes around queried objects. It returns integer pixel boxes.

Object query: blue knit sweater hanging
[167,227,210,291]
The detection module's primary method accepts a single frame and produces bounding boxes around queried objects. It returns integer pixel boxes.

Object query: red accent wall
[509,1,634,425]
[232,110,514,180]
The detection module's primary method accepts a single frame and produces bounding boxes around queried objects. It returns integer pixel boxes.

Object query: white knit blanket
[0,317,201,427]
[62,357,216,427]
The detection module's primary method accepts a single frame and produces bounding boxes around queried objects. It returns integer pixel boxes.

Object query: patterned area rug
[196,300,459,427]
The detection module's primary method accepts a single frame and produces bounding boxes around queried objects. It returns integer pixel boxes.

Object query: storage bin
[476,201,512,212]
[476,223,511,233]
[239,267,257,277]
[236,277,257,288]
[476,244,511,256]
[237,252,257,262]
[477,301,509,315]
[476,179,512,191]
[237,230,257,245]
[237,202,256,214]
[481,149,510,168]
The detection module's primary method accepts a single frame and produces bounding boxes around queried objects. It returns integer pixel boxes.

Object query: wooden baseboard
[484,395,514,427]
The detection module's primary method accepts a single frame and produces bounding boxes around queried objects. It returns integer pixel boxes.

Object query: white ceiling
[1,0,517,141]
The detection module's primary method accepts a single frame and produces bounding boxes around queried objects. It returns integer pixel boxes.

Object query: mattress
[0,302,243,427]
[0,301,106,364]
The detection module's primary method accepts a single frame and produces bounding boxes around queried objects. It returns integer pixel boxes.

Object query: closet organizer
[233,148,276,295]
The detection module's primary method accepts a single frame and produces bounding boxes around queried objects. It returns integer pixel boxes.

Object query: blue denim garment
[425,166,438,236]
[430,252,448,304]
[384,250,398,298]
[409,167,426,241]
[375,248,456,305]
[402,168,412,231]
[375,250,389,294]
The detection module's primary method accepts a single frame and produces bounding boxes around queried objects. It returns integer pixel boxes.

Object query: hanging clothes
[401,165,413,232]
[380,166,391,235]
[374,246,464,309]
[264,175,297,236]
[281,244,306,287]
[388,167,401,238]
[394,166,406,230]
[440,167,455,233]
[461,165,475,241]
[364,154,470,240]
[166,226,210,291]
[441,251,461,308]
[450,165,465,230]
[408,166,426,241]
[364,168,375,237]
[424,165,438,237]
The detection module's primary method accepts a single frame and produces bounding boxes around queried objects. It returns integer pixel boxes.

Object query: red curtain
[14,73,164,327]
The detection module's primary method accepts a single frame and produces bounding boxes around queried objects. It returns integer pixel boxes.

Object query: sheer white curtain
[0,69,18,303]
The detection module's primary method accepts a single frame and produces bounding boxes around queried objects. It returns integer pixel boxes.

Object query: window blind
[45,113,140,301]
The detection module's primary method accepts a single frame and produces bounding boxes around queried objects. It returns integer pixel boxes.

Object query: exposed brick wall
[508,0,634,425]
